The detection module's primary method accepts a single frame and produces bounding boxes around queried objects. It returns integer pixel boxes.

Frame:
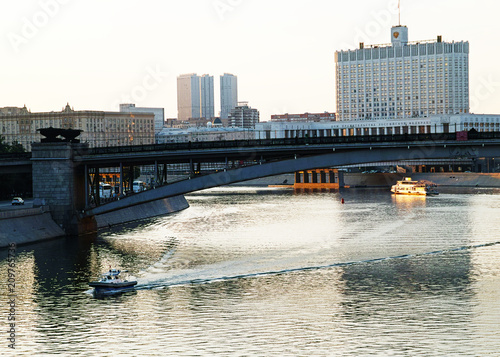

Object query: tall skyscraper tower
[177,73,215,121]
[200,74,215,120]
[177,74,201,122]
[335,25,469,121]
[220,73,238,120]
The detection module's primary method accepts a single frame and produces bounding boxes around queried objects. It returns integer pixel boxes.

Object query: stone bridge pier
[31,142,97,236]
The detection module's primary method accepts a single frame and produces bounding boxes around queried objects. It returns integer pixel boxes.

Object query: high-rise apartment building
[177,73,214,122]
[220,73,238,120]
[335,25,469,120]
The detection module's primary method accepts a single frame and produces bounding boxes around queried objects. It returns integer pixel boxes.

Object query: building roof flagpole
[398,0,401,26]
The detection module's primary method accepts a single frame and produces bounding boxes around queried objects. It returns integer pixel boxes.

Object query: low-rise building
[270,112,336,122]
[119,103,164,134]
[156,125,254,144]
[154,113,500,143]
[256,114,500,139]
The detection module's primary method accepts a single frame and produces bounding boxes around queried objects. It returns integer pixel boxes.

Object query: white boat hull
[89,269,137,296]
[391,177,439,196]
[391,188,435,195]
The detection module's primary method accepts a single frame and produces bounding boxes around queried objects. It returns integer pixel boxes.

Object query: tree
[0,136,30,199]
[0,136,26,153]
[9,141,25,153]
[0,136,8,153]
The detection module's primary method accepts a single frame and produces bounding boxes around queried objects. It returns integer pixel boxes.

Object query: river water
[1,186,500,356]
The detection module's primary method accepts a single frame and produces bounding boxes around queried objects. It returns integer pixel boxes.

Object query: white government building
[335,25,469,121]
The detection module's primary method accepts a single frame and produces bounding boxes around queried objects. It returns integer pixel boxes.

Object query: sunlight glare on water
[1,187,500,356]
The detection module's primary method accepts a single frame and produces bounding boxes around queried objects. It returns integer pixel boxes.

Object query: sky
[1,0,500,121]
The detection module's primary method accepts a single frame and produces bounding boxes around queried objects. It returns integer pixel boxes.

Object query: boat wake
[133,240,500,291]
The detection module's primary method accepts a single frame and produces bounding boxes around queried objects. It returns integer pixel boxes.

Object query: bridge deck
[86,136,500,216]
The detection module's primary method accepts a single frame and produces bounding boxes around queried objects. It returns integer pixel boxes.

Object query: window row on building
[256,114,500,140]
[335,41,469,62]
[0,104,155,151]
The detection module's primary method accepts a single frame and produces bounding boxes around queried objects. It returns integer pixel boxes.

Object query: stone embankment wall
[345,173,500,188]
[0,207,65,248]
[215,172,499,188]
[223,172,500,188]
[0,195,190,248]
[94,195,189,229]
[411,173,500,187]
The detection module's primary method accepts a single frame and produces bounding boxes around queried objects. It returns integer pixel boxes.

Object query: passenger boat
[89,269,137,296]
[391,177,439,195]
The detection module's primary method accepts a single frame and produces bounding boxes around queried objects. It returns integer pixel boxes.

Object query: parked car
[11,197,24,205]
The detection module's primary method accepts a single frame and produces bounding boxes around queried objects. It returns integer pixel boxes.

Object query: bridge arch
[87,142,492,217]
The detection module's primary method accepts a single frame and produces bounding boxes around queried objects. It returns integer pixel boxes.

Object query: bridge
[2,131,500,235]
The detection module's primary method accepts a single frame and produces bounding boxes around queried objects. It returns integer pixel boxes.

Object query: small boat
[391,177,439,195]
[89,269,137,296]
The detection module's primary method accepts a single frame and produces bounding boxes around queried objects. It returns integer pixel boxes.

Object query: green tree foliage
[0,136,30,199]
[0,136,26,153]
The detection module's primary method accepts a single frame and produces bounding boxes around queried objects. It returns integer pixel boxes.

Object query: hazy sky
[1,0,500,121]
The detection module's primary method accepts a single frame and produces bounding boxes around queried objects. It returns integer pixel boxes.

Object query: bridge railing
[87,131,500,156]
[0,152,32,160]
[1,131,499,159]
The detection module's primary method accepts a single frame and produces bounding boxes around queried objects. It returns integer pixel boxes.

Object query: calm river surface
[1,187,500,356]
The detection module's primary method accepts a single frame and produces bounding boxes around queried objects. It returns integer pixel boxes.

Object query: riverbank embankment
[345,172,500,188]
[0,195,190,248]
[0,207,65,248]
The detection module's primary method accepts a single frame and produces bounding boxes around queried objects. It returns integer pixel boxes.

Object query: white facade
[156,126,254,144]
[335,26,469,121]
[220,73,238,120]
[156,114,500,143]
[120,103,164,134]
[433,114,500,133]
[256,114,500,139]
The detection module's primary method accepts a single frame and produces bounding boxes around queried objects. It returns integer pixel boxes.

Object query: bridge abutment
[294,169,345,189]
[31,142,96,236]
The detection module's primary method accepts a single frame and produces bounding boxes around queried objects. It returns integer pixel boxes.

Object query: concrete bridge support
[294,169,345,189]
[31,142,96,236]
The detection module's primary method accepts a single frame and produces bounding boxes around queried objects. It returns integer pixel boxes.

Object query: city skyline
[1,0,500,122]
